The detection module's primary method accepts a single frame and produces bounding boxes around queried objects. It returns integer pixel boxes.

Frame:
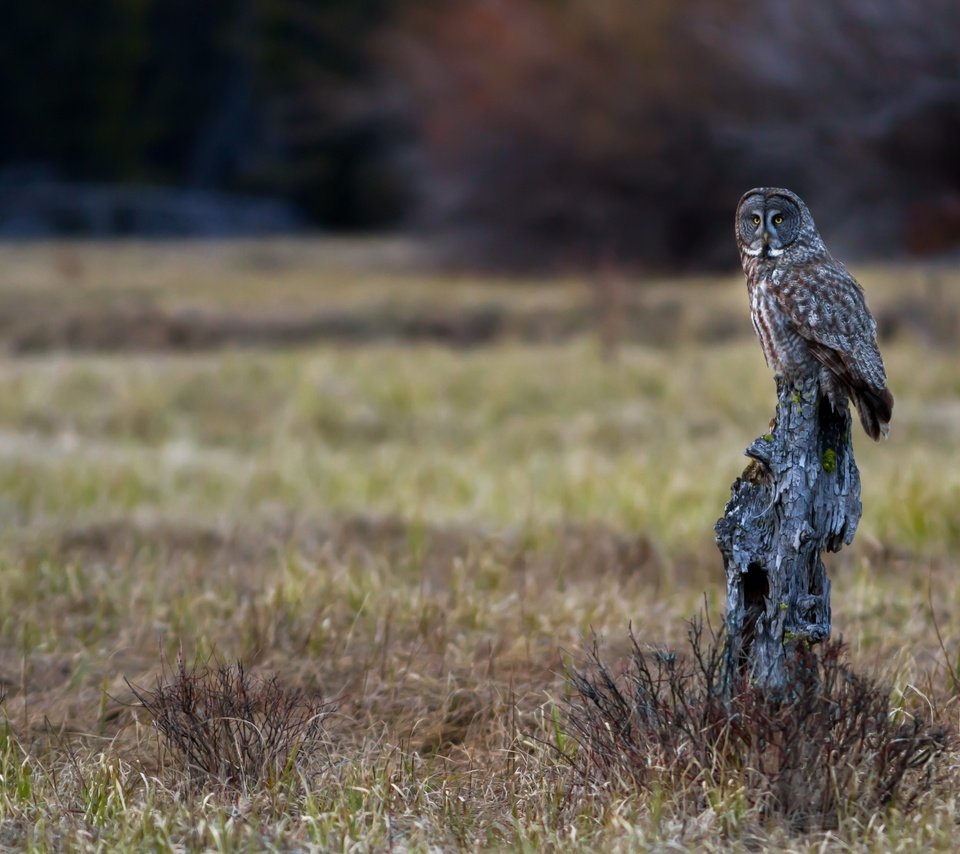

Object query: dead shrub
[129,655,331,790]
[563,621,949,832]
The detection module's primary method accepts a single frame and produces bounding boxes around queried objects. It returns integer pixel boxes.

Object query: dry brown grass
[0,240,958,850]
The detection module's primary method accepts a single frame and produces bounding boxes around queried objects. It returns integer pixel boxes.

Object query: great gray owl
[735,187,893,441]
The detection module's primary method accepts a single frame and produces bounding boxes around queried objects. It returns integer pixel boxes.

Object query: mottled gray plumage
[735,187,893,441]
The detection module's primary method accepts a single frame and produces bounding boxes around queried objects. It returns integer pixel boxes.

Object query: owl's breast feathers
[742,252,813,378]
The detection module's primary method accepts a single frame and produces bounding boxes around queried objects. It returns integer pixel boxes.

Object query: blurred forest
[2,0,960,269]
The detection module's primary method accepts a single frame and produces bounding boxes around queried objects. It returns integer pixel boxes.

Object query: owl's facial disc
[737,192,801,259]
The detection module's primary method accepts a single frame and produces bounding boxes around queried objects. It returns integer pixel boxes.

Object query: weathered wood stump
[715,374,861,692]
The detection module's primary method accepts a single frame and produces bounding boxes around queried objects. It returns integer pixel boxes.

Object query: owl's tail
[853,385,894,441]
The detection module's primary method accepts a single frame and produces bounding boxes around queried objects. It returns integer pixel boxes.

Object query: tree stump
[715,374,861,692]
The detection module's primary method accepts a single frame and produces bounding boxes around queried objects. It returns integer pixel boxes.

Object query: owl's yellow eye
[773,214,784,225]
[751,215,761,226]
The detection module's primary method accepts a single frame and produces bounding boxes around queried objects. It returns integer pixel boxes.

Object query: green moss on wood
[822,448,837,473]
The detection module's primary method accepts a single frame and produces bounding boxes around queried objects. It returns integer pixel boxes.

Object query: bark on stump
[715,374,861,692]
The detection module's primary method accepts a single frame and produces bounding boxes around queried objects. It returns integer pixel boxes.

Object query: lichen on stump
[715,374,861,692]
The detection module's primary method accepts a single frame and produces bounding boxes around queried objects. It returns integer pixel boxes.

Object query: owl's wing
[775,260,888,393]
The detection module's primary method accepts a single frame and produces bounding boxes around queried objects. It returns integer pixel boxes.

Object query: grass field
[0,240,959,851]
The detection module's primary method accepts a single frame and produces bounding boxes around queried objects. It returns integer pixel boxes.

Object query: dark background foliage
[2,0,959,268]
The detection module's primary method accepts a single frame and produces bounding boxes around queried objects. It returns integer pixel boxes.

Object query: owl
[735,187,893,441]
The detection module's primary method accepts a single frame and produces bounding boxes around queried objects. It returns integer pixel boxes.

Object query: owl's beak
[761,232,770,245]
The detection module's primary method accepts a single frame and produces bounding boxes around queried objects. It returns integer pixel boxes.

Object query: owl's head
[735,188,812,260]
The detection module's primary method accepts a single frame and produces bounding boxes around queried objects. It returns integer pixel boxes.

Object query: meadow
[0,240,959,851]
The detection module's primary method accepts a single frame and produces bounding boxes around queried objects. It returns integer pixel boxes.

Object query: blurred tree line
[2,0,959,268]
[0,0,404,228]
